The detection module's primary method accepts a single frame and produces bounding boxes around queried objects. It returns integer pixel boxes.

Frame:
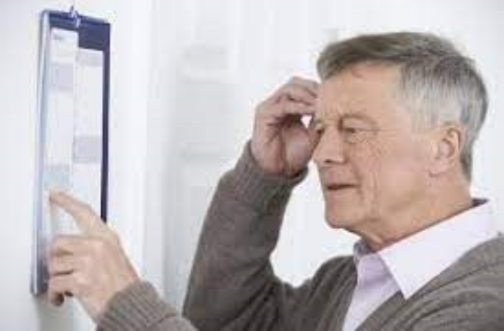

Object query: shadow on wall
[34,298,91,330]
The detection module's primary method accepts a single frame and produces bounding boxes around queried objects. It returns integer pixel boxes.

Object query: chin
[326,215,352,229]
[324,209,358,229]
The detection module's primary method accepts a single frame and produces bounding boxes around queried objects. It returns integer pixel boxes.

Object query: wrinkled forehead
[315,63,404,122]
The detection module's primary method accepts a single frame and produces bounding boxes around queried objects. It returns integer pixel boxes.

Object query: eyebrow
[340,114,377,125]
[313,112,378,127]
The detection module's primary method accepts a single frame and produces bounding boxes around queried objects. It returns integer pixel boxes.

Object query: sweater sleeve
[97,281,197,331]
[182,143,313,331]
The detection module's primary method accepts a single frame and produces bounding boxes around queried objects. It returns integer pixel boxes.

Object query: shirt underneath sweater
[343,199,497,331]
[98,144,504,331]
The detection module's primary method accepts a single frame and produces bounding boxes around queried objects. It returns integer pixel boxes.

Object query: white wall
[144,0,504,309]
[1,0,503,328]
[0,0,152,329]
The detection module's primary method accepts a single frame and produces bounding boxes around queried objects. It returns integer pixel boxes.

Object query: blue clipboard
[43,8,110,219]
[31,8,111,295]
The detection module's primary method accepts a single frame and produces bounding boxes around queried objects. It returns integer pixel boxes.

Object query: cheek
[351,143,384,208]
[353,140,429,210]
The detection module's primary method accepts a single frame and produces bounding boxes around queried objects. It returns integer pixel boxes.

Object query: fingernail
[48,292,64,306]
[54,294,64,306]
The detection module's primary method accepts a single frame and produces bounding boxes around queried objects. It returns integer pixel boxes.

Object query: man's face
[312,63,433,235]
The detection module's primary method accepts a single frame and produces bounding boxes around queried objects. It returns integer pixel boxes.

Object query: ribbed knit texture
[98,282,196,331]
[98,143,504,331]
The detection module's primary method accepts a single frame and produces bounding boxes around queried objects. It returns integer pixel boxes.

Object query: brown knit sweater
[97,144,504,331]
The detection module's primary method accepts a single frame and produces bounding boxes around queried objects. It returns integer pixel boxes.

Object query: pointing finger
[49,191,105,235]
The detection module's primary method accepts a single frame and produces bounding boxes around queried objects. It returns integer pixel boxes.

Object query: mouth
[325,183,357,192]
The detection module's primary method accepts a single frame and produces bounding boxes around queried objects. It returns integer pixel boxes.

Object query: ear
[429,124,465,177]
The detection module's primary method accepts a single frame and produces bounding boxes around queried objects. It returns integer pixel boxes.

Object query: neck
[355,178,473,252]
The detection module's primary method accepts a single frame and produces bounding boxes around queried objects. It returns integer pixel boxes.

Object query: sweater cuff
[223,142,308,212]
[97,281,179,331]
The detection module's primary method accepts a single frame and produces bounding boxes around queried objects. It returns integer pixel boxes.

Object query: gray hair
[317,32,488,182]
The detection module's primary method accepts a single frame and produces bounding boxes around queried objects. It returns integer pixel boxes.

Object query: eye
[310,119,325,134]
[339,118,378,144]
[340,117,376,132]
[341,126,359,134]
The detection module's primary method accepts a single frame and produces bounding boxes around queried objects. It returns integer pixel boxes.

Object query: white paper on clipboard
[31,13,106,295]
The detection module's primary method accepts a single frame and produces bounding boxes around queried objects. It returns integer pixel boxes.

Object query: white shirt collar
[353,199,498,299]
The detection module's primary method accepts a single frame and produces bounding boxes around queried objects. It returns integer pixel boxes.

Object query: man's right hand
[251,77,319,177]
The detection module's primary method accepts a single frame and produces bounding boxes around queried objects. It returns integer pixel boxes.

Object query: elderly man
[48,32,504,330]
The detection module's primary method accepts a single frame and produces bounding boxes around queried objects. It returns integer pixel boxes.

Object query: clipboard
[31,8,111,295]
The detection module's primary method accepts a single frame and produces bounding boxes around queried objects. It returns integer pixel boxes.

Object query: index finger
[49,191,106,235]
[289,76,319,97]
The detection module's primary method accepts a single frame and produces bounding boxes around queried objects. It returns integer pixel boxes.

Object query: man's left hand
[47,191,139,322]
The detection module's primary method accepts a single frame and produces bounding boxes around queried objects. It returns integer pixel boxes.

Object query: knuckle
[291,76,306,85]
[50,236,69,256]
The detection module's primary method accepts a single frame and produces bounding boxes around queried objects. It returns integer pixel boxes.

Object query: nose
[312,128,346,167]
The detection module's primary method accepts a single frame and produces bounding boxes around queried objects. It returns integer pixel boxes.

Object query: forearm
[183,143,307,331]
[98,144,306,331]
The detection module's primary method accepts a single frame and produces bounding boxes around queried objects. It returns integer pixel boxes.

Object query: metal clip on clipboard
[69,5,81,29]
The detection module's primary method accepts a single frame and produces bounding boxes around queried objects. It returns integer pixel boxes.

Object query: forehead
[316,63,404,121]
